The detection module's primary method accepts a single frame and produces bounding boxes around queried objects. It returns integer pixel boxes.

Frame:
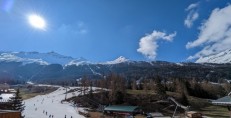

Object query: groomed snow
[23,87,87,118]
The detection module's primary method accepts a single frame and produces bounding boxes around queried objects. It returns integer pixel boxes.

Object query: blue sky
[0,0,231,62]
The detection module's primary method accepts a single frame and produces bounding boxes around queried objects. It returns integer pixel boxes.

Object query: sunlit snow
[23,86,93,118]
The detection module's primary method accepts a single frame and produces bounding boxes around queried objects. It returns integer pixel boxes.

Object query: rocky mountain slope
[196,49,231,63]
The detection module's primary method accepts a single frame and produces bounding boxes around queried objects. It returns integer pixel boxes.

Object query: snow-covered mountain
[0,51,230,83]
[65,57,89,66]
[105,56,129,64]
[0,52,130,66]
[196,49,231,63]
[0,51,88,66]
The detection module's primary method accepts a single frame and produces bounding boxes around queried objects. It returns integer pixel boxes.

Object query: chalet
[212,92,231,106]
[104,105,142,116]
[0,110,21,118]
[212,92,231,117]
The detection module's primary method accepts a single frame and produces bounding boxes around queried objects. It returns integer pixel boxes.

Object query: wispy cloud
[186,5,231,60]
[185,3,199,11]
[57,22,88,35]
[137,30,176,60]
[184,3,199,28]
[76,22,88,34]
[47,22,88,41]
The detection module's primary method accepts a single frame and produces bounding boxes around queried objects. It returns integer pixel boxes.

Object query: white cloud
[186,3,199,11]
[186,5,231,60]
[137,30,176,60]
[184,3,199,28]
[184,11,199,28]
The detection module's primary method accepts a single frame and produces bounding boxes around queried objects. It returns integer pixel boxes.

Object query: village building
[0,110,21,118]
[212,92,231,117]
[0,83,10,92]
[103,105,142,117]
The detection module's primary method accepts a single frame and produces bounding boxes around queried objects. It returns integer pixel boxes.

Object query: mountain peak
[105,56,129,64]
[115,56,128,62]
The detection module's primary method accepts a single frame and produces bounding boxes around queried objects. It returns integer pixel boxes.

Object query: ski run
[23,86,91,118]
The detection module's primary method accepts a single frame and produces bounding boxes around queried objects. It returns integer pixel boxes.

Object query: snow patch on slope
[65,57,89,66]
[196,49,231,63]
[0,52,90,66]
[105,56,129,64]
[14,51,73,65]
[88,65,102,76]
[0,53,49,65]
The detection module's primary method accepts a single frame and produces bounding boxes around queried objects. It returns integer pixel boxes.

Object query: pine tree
[132,79,137,90]
[89,81,93,99]
[155,77,166,99]
[9,88,25,113]
[108,73,126,104]
[180,91,189,106]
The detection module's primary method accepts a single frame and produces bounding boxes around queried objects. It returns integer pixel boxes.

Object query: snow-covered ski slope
[23,87,87,118]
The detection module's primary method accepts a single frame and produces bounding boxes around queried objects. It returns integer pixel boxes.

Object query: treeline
[73,74,127,105]
[72,74,230,109]
[93,75,229,100]
[1,61,231,84]
[165,78,228,99]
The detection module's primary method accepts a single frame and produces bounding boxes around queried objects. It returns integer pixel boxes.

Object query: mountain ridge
[0,51,231,84]
[0,52,135,66]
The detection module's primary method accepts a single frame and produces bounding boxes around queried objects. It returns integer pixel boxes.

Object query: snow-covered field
[23,87,87,118]
[0,93,14,102]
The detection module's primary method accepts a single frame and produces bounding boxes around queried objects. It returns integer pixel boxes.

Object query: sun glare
[28,14,46,30]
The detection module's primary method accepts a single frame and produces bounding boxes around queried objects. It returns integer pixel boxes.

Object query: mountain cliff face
[0,51,231,83]
[196,49,231,63]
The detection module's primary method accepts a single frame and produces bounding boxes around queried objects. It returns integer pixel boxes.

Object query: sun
[28,14,46,30]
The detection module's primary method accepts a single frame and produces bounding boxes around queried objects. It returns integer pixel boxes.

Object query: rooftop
[212,96,231,105]
[0,110,20,113]
[104,105,139,113]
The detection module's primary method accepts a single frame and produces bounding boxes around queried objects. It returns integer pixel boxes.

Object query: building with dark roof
[104,105,141,116]
[212,96,231,105]
[212,93,231,117]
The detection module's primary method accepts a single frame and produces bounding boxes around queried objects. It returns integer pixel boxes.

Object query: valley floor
[23,86,85,118]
